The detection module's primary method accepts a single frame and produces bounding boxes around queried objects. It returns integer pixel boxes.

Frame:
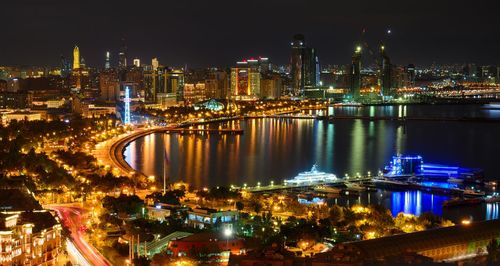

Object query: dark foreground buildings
[230,219,500,265]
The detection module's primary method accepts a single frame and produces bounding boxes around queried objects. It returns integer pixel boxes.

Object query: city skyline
[1,0,499,67]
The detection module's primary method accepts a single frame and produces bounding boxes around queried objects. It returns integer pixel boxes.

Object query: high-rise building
[406,64,416,87]
[99,70,119,102]
[205,70,229,99]
[133,58,140,67]
[349,46,362,100]
[290,34,320,96]
[105,51,111,69]
[379,45,392,96]
[143,63,184,104]
[260,73,282,99]
[152,58,159,70]
[230,61,261,99]
[119,38,127,68]
[72,45,80,70]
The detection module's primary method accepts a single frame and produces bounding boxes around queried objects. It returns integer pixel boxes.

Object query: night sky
[1,0,499,68]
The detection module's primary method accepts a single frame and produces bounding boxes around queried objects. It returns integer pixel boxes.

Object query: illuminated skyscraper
[380,45,392,96]
[133,58,140,67]
[73,46,80,70]
[230,60,261,99]
[119,38,127,68]
[290,34,320,96]
[349,46,362,100]
[105,51,111,69]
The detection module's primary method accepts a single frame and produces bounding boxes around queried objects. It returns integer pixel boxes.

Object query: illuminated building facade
[205,70,229,99]
[230,61,261,99]
[72,46,80,70]
[260,73,282,99]
[70,45,89,90]
[290,34,320,96]
[105,51,111,69]
[119,38,127,68]
[143,63,184,105]
[187,208,238,229]
[183,82,206,103]
[99,70,120,102]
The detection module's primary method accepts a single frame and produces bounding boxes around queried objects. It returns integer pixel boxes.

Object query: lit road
[48,205,110,266]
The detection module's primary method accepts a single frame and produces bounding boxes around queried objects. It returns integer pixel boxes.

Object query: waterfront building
[260,73,283,99]
[230,64,260,100]
[183,82,206,103]
[187,207,238,229]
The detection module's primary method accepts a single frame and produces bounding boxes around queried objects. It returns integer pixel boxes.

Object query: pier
[162,128,243,135]
[320,116,500,123]
[242,177,372,193]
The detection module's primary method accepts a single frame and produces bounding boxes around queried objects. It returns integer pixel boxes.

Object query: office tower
[144,65,184,104]
[73,45,80,70]
[260,73,283,99]
[105,51,111,69]
[349,46,362,100]
[230,60,261,99]
[380,45,392,96]
[290,34,320,96]
[152,58,159,70]
[290,34,305,95]
[205,70,229,99]
[133,58,140,67]
[60,55,71,78]
[99,70,119,102]
[119,38,127,68]
[80,57,86,69]
[406,64,416,87]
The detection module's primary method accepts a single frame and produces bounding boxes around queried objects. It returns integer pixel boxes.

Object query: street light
[223,228,233,251]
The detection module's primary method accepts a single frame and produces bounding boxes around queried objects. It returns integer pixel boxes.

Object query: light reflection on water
[124,104,500,221]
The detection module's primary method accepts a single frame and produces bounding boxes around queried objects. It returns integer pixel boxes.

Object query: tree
[133,256,151,266]
[236,201,244,211]
[329,205,343,226]
[252,201,263,214]
[487,238,500,265]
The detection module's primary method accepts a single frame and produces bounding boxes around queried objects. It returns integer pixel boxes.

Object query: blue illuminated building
[384,155,483,182]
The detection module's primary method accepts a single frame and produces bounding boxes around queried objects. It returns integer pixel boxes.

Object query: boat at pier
[285,165,337,185]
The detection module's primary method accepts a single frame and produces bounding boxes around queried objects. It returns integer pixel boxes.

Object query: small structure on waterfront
[187,207,239,229]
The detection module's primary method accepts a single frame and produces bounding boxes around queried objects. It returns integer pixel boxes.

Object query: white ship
[285,165,337,185]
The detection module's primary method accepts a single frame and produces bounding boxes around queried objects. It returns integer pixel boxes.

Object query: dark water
[124,104,500,221]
